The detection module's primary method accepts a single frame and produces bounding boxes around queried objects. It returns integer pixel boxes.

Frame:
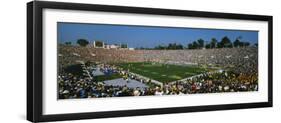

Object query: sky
[58,22,258,48]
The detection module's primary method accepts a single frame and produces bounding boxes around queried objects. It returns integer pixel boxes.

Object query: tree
[167,43,177,49]
[197,39,204,49]
[254,43,258,47]
[205,44,211,49]
[154,43,183,50]
[64,42,72,45]
[77,39,89,47]
[121,44,128,48]
[220,36,233,48]
[176,44,183,49]
[233,39,241,47]
[217,42,223,48]
[154,45,166,50]
[188,43,193,49]
[210,38,217,48]
[192,41,199,49]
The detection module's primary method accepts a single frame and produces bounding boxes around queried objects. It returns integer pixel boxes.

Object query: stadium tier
[58,45,258,99]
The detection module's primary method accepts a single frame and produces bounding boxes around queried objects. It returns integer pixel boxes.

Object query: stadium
[58,43,258,99]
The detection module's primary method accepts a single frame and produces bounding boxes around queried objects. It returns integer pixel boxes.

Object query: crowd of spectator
[58,45,258,99]
[59,45,257,73]
[58,64,258,99]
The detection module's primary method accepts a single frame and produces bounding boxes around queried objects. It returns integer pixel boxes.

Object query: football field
[118,62,207,83]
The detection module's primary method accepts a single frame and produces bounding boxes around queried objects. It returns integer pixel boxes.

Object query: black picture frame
[27,1,273,122]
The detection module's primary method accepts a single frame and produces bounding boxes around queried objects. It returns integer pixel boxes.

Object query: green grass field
[118,62,207,83]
